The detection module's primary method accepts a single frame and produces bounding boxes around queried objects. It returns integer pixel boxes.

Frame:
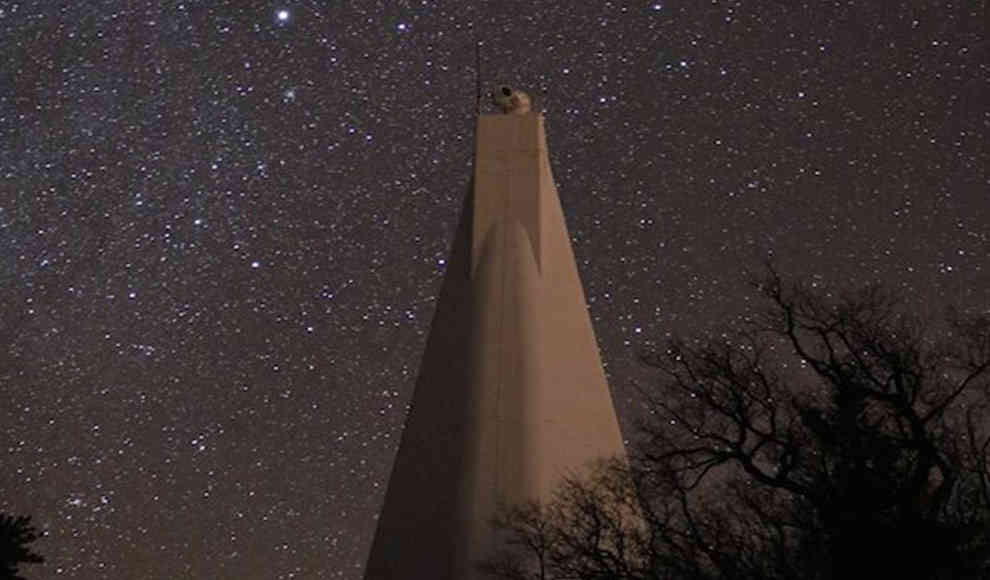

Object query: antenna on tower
[474,40,482,116]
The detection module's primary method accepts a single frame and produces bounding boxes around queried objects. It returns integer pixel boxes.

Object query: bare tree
[0,513,44,580]
[482,268,990,579]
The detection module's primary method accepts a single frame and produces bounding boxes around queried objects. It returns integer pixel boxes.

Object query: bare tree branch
[483,268,990,580]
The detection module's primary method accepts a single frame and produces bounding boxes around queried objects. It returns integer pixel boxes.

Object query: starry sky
[1,1,987,578]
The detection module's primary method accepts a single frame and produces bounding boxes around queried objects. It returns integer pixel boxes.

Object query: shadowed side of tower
[364,100,625,579]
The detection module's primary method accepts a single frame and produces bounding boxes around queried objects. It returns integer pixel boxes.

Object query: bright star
[276,9,290,22]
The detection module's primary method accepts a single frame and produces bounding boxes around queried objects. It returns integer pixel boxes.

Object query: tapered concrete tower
[364,87,626,579]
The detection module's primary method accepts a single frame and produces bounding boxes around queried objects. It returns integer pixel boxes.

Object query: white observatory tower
[364,86,626,579]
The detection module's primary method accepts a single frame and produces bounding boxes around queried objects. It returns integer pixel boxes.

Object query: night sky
[1,1,987,578]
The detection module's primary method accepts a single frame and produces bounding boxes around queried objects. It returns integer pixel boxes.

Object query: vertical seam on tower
[493,151,511,540]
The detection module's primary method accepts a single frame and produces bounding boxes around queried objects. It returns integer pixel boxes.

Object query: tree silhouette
[482,268,990,579]
[0,513,45,580]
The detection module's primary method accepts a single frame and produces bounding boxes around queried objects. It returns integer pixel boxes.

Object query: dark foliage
[0,513,45,580]
[482,268,990,579]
